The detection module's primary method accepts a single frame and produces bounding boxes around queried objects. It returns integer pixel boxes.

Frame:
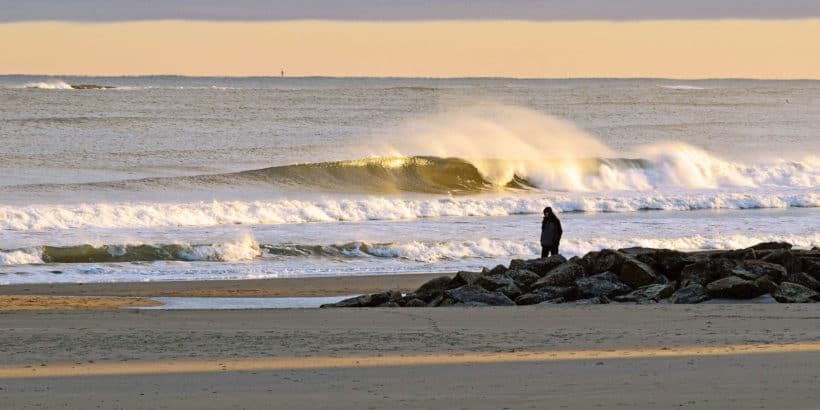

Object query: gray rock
[488,264,508,276]
[786,271,820,292]
[448,271,484,288]
[534,285,576,300]
[618,257,659,288]
[506,269,541,288]
[445,285,515,306]
[670,283,708,304]
[802,259,820,281]
[733,260,787,282]
[773,282,820,303]
[680,258,736,286]
[509,255,567,276]
[403,298,427,307]
[761,250,799,274]
[321,290,401,308]
[531,262,585,288]
[748,242,792,251]
[614,284,674,303]
[515,293,552,305]
[413,276,453,301]
[580,250,627,275]
[706,276,766,299]
[633,249,693,281]
[575,272,631,298]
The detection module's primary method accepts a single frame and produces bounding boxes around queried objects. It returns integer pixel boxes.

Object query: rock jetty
[321,242,820,307]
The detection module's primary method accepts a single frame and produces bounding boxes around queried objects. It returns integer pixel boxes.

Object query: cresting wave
[228,150,819,193]
[1,191,817,231]
[2,234,818,266]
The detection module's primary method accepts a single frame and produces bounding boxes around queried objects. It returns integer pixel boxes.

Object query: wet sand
[0,295,161,310]
[1,303,820,408]
[0,273,444,298]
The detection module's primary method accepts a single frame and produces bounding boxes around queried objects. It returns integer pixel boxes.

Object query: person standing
[540,207,563,257]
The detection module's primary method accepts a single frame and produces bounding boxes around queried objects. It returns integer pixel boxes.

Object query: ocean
[0,76,818,284]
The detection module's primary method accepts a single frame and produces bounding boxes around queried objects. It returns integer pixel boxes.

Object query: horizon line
[3,74,820,82]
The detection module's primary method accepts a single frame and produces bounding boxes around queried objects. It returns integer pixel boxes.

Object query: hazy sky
[3,0,820,22]
[2,2,820,78]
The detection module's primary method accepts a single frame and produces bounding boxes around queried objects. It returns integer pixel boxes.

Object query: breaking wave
[0,236,260,265]
[227,149,818,193]
[21,80,113,90]
[2,234,817,266]
[1,191,818,231]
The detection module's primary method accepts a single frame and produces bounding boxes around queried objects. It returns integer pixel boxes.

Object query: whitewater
[0,76,817,283]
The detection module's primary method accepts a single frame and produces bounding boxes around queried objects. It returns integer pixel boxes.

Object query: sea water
[0,76,818,283]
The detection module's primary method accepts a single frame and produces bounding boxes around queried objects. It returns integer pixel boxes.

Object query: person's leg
[541,246,549,258]
[549,243,560,256]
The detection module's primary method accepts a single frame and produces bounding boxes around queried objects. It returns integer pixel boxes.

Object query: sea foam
[1,191,817,231]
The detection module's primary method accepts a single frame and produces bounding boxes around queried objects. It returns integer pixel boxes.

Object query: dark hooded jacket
[540,213,563,247]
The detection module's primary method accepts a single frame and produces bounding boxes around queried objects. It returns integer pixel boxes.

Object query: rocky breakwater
[321,242,820,307]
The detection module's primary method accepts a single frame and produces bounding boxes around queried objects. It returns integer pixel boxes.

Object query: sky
[2,1,820,78]
[3,0,820,21]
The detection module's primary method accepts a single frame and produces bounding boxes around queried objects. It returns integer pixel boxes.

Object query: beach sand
[1,274,819,409]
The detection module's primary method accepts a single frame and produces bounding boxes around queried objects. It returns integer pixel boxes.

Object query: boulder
[488,264,508,276]
[445,285,515,306]
[618,257,660,288]
[773,282,820,303]
[403,298,427,307]
[733,260,787,283]
[534,285,576,300]
[515,293,553,305]
[802,259,820,281]
[748,242,792,251]
[509,255,567,276]
[506,269,541,289]
[579,250,627,275]
[680,258,736,286]
[413,276,453,302]
[670,283,708,304]
[448,271,484,288]
[321,290,401,308]
[475,274,522,299]
[575,272,631,299]
[516,286,575,305]
[706,276,766,299]
[531,262,586,288]
[614,284,674,303]
[633,249,693,281]
[786,272,820,292]
[761,250,799,274]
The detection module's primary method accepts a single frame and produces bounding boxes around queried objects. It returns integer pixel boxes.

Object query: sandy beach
[1,275,819,409]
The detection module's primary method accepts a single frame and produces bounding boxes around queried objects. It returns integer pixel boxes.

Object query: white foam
[0,248,44,265]
[23,80,73,90]
[659,85,706,90]
[1,190,817,232]
[176,235,261,262]
[339,233,819,262]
